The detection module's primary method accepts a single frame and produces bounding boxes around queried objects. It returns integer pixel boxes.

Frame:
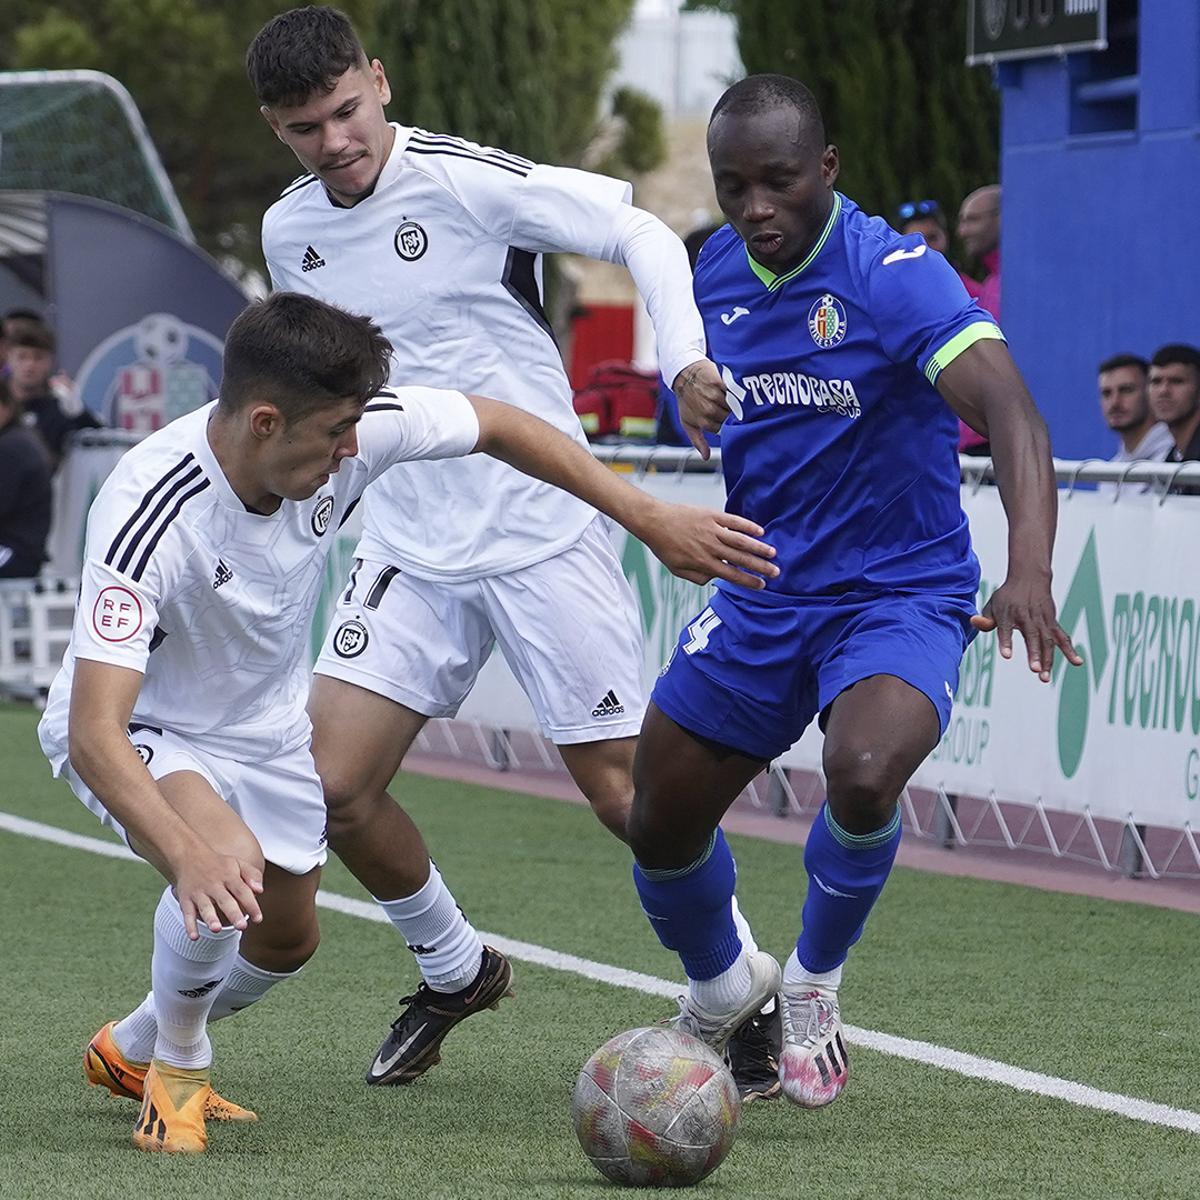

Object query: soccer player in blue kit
[625,75,1083,1109]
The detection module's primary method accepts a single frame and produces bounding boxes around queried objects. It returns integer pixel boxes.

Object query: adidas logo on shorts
[591,689,625,718]
[301,244,326,272]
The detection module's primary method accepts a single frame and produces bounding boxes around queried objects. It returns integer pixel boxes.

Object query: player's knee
[823,742,902,826]
[319,767,378,845]
[626,792,706,869]
[248,920,320,974]
[586,785,632,843]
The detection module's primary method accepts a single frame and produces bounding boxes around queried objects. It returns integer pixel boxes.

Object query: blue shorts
[652,587,977,762]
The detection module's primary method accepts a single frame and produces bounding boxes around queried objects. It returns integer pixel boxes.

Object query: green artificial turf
[1,704,1197,1199]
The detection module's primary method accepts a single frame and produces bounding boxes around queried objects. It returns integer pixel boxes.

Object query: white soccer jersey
[263,125,673,581]
[39,389,479,768]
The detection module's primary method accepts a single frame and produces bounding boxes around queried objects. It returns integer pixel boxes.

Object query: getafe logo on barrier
[75,313,224,433]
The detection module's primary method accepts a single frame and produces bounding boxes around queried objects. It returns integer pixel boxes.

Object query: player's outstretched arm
[936,339,1083,682]
[68,659,264,937]
[467,395,778,590]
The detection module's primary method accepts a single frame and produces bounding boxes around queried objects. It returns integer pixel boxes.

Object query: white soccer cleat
[670,951,782,1056]
[778,983,849,1108]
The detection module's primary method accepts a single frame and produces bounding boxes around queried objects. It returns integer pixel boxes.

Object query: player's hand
[970,574,1083,683]
[672,359,730,460]
[172,847,265,939]
[641,500,778,590]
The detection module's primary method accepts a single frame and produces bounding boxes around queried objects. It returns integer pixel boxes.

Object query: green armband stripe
[924,321,1005,385]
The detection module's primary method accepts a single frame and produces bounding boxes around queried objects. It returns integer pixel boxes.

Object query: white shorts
[65,724,327,875]
[314,517,646,744]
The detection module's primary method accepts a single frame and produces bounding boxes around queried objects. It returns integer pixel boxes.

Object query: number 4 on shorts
[683,606,722,656]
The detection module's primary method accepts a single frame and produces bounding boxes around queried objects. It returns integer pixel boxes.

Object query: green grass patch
[1,703,1197,1198]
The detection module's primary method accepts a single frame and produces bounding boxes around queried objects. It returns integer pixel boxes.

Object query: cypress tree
[376,0,639,166]
[727,0,999,227]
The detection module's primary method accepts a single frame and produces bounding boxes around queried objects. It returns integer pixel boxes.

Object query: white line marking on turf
[4,810,1200,1137]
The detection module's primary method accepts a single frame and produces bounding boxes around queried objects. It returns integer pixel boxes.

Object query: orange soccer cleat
[131,1060,212,1154]
[86,1021,257,1122]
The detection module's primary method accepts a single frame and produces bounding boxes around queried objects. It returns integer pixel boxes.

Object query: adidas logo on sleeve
[591,689,626,718]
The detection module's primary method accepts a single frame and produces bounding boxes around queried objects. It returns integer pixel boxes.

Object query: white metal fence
[7,441,1199,882]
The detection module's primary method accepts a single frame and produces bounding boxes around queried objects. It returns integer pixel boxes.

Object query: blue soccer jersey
[695,192,1001,599]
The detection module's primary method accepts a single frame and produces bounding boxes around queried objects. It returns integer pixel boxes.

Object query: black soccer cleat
[366,946,514,1085]
[726,996,783,1103]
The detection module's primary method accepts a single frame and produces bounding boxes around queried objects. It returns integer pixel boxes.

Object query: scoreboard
[967,0,1107,65]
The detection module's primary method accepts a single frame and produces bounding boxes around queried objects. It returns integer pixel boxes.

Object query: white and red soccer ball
[572,1026,740,1188]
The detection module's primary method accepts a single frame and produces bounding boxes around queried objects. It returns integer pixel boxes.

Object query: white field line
[4,810,1199,1137]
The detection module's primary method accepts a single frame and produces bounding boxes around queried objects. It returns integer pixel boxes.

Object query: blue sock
[795,803,902,974]
[633,829,741,981]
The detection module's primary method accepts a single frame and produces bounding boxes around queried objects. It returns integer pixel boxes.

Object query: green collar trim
[745,192,842,291]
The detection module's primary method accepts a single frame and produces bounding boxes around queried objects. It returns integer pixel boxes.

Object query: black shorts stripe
[114,464,205,576]
[364,566,400,611]
[406,144,529,177]
[280,173,318,198]
[409,131,533,172]
[128,479,210,583]
[105,455,196,568]
[502,247,554,341]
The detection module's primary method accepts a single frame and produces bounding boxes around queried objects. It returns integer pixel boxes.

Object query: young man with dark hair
[246,6,774,1097]
[6,321,100,469]
[624,74,1080,1111]
[38,291,775,1153]
[0,376,52,578]
[1149,343,1200,463]
[1097,353,1172,475]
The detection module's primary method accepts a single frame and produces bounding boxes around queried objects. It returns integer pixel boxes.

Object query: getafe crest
[807,294,848,349]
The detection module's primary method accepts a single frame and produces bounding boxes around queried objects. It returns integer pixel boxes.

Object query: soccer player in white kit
[246,7,778,1096]
[39,292,778,1153]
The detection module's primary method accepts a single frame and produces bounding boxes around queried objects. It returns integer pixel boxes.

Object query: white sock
[208,955,303,1022]
[112,993,157,1064]
[784,948,843,993]
[689,947,753,1015]
[114,956,304,1059]
[149,887,241,1069]
[730,894,759,957]
[374,862,483,993]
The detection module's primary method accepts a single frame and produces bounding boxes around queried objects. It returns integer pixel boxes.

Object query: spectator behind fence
[0,377,52,579]
[954,185,1001,458]
[5,322,100,471]
[1097,353,1174,493]
[896,198,950,256]
[1,308,44,375]
[1149,345,1200,485]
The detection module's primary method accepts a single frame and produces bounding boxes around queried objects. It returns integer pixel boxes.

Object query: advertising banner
[329,469,1198,832]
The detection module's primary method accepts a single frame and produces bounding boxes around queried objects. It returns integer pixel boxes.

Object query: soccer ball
[572,1026,741,1188]
[135,313,188,368]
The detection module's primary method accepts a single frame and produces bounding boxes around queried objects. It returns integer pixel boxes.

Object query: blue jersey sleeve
[867,238,1003,386]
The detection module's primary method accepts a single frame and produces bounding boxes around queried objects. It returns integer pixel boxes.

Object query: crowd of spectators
[622,184,1196,498]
